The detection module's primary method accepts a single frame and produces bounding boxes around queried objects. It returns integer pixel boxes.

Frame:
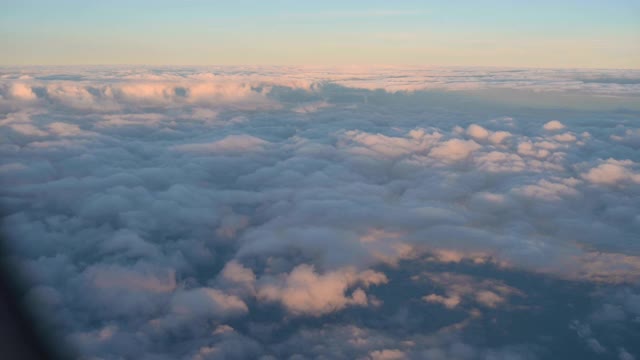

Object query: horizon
[2,64,640,70]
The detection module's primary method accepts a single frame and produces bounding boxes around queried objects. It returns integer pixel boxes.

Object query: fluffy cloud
[466,124,491,140]
[343,129,440,157]
[1,66,639,359]
[419,272,523,309]
[218,260,256,296]
[9,82,38,100]
[581,159,640,185]
[429,138,481,161]
[543,120,565,131]
[257,265,387,316]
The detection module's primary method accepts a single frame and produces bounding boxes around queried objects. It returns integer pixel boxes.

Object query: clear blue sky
[1,0,639,67]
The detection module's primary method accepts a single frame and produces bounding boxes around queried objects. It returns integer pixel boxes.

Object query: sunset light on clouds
[1,2,640,360]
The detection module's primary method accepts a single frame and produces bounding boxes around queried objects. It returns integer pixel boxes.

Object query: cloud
[368,349,407,360]
[257,265,387,316]
[48,122,94,137]
[489,131,512,144]
[1,66,640,359]
[552,132,577,142]
[611,129,640,149]
[513,178,580,201]
[292,100,332,114]
[619,348,636,360]
[219,260,256,296]
[9,82,37,100]
[543,120,565,131]
[9,123,48,136]
[581,159,640,186]
[466,124,490,140]
[418,272,523,309]
[429,138,481,162]
[170,288,249,318]
[84,264,176,294]
[423,294,462,309]
[172,134,269,153]
[570,321,611,355]
[341,128,443,159]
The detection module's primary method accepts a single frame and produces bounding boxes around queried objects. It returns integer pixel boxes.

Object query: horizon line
[1,64,639,71]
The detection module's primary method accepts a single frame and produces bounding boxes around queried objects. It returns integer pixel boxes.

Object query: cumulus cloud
[429,138,481,161]
[341,128,443,158]
[369,349,407,360]
[552,132,577,142]
[466,124,491,140]
[9,82,38,100]
[464,124,512,145]
[219,260,256,296]
[257,265,387,316]
[1,66,639,359]
[489,130,511,144]
[419,272,523,309]
[543,120,565,131]
[581,159,640,186]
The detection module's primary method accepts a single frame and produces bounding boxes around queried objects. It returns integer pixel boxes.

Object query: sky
[1,0,640,68]
[1,2,640,359]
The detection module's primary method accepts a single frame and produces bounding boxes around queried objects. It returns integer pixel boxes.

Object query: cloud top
[1,66,639,359]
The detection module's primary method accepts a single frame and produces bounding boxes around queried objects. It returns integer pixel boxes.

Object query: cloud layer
[1,66,639,359]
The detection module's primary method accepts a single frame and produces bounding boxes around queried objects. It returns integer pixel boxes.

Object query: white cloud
[582,159,640,185]
[341,128,442,158]
[475,151,527,172]
[488,130,511,144]
[257,265,387,316]
[543,120,565,131]
[429,138,481,161]
[9,82,37,100]
[423,294,461,309]
[553,132,577,142]
[466,124,490,140]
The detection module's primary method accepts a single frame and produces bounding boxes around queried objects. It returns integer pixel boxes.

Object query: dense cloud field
[1,66,640,359]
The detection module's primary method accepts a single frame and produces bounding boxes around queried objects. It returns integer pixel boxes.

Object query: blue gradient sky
[1,0,639,67]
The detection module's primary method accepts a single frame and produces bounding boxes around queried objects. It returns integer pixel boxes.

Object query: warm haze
[1,0,639,68]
